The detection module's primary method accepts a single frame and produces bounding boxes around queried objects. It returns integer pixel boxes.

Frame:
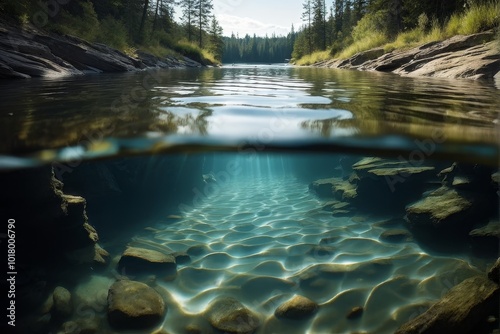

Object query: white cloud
[218,13,290,37]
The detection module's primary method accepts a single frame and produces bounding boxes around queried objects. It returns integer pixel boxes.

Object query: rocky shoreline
[313,30,500,81]
[0,21,205,79]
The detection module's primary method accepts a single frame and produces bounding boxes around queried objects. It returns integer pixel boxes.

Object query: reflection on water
[0,65,498,165]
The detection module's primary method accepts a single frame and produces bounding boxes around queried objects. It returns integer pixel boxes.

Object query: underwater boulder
[406,186,482,235]
[107,280,165,330]
[52,286,73,319]
[352,158,436,213]
[204,297,261,334]
[309,178,337,198]
[395,275,499,334]
[309,177,358,200]
[117,247,176,276]
[469,220,500,256]
[274,295,318,319]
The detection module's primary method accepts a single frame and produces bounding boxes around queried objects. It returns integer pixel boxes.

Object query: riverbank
[0,21,207,79]
[312,30,500,81]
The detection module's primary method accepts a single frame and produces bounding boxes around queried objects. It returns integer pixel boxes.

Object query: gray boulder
[107,280,165,330]
[117,247,176,276]
[274,295,318,319]
[52,286,73,319]
[204,297,260,334]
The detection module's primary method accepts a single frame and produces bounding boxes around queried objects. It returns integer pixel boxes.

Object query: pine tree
[312,0,326,50]
[193,0,213,48]
[302,0,313,54]
[208,16,224,61]
[181,0,196,42]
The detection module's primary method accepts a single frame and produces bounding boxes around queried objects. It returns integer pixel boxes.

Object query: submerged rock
[52,286,73,319]
[488,258,500,284]
[107,280,165,330]
[470,220,500,239]
[309,178,338,198]
[470,220,500,256]
[311,157,437,214]
[353,158,436,213]
[406,187,472,228]
[346,306,364,320]
[204,297,260,334]
[395,275,500,334]
[274,295,318,319]
[117,247,176,275]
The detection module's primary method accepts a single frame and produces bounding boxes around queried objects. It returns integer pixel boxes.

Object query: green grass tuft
[294,50,331,66]
[335,32,388,59]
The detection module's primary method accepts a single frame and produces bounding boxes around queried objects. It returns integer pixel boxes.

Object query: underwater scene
[1,65,499,334]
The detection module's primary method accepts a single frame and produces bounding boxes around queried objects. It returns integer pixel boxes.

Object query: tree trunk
[153,0,160,31]
[139,0,150,40]
[199,1,203,48]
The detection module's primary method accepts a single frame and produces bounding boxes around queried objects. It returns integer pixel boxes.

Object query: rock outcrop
[310,157,437,214]
[274,295,318,320]
[395,275,500,334]
[489,258,500,284]
[404,162,498,252]
[406,186,473,229]
[107,280,166,330]
[0,21,204,79]
[204,297,261,334]
[315,31,500,81]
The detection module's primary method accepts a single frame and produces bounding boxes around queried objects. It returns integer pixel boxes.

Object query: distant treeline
[222,32,297,63]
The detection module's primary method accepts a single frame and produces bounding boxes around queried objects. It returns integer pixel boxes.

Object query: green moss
[407,187,472,221]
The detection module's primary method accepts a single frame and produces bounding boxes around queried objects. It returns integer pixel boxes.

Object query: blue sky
[175,0,304,37]
[214,0,304,37]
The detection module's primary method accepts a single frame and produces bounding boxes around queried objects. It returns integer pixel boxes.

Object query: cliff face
[0,21,204,79]
[0,165,108,317]
[314,31,500,81]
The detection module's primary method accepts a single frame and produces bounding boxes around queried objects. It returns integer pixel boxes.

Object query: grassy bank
[296,1,500,66]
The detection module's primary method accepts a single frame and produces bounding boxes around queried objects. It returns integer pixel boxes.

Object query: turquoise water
[0,65,498,333]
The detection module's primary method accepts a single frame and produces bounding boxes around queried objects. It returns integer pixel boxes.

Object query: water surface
[0,64,498,166]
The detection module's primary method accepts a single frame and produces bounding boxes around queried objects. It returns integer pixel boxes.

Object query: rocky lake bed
[10,155,498,334]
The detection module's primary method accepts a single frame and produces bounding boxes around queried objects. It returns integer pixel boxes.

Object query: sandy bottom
[86,176,483,334]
